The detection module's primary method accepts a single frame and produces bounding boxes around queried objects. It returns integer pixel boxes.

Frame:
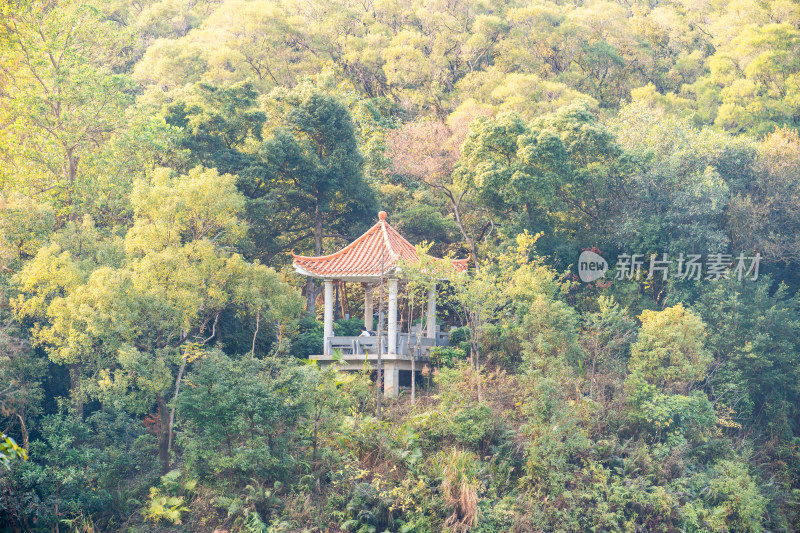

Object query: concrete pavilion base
[309,352,427,397]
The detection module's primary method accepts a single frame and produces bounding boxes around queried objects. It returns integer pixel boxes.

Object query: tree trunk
[167,356,188,457]
[340,281,350,318]
[525,201,535,226]
[450,191,480,270]
[156,394,170,473]
[16,414,28,451]
[305,204,325,316]
[334,282,340,321]
[314,204,323,255]
[305,279,317,317]
[411,355,416,405]
[53,488,60,533]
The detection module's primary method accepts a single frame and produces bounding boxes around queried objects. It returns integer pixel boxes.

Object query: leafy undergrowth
[100,357,781,533]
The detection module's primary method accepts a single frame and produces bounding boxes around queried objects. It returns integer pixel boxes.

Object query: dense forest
[1,0,800,530]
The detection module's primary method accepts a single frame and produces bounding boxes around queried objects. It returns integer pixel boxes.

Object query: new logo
[578,250,608,282]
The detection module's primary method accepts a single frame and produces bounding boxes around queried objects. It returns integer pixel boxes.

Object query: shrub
[628,304,711,393]
[341,482,395,532]
[144,469,196,524]
[448,404,495,451]
[290,317,323,358]
[176,353,303,486]
[335,317,365,336]
[682,459,767,532]
[449,327,471,346]
[429,346,467,368]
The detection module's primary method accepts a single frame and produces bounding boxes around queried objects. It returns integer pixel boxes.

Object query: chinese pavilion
[292,211,469,395]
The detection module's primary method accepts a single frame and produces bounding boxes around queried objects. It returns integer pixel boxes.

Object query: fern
[243,511,268,533]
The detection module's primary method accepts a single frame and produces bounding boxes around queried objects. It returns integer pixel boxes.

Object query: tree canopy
[2,0,800,530]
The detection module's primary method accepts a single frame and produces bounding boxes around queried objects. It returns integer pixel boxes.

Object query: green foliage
[0,434,26,469]
[693,277,800,435]
[0,193,55,271]
[455,112,568,231]
[145,491,188,524]
[625,304,717,446]
[511,255,583,371]
[682,459,768,532]
[0,0,137,221]
[0,312,45,448]
[144,469,196,524]
[446,403,496,450]
[429,345,468,368]
[334,317,365,337]
[176,352,304,485]
[627,304,712,393]
[448,327,471,347]
[2,0,800,530]
[126,166,247,252]
[252,84,376,261]
[341,482,395,533]
[11,165,300,474]
[164,82,266,177]
[1,408,159,529]
[630,388,716,446]
[581,296,636,396]
[289,317,324,358]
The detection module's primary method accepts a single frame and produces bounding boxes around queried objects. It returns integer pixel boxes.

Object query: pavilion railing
[325,332,445,358]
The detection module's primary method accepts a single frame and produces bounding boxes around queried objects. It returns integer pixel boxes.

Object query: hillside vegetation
[1,0,800,531]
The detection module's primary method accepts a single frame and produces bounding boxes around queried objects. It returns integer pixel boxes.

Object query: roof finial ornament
[378,211,387,221]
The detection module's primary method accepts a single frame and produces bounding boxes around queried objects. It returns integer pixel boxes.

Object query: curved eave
[292,261,401,281]
[292,255,469,281]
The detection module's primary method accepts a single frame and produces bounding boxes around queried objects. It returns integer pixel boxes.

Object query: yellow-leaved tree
[625,303,716,445]
[13,166,301,472]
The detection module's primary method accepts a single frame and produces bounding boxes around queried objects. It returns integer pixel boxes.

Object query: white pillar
[384,362,400,397]
[323,279,334,355]
[426,283,437,339]
[387,278,398,355]
[364,283,373,331]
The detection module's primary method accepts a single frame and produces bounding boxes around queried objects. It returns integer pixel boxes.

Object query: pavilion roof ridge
[290,219,385,263]
[378,215,397,259]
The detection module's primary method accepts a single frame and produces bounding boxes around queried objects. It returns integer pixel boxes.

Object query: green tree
[0,193,54,273]
[455,112,568,242]
[628,303,711,393]
[164,82,266,181]
[257,86,376,311]
[625,304,716,445]
[695,23,800,134]
[609,101,757,272]
[729,128,800,263]
[0,0,135,221]
[0,309,45,453]
[693,277,800,436]
[193,0,313,91]
[13,167,301,471]
[2,409,158,529]
[176,352,306,487]
[454,103,624,261]
[12,216,123,417]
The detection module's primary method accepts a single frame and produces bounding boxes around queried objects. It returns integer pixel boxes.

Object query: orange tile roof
[292,211,470,279]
